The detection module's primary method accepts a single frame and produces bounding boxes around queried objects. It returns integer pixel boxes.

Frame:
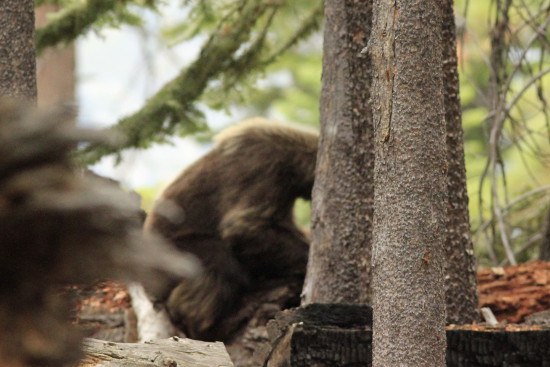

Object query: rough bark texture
[370,0,447,365]
[79,337,234,367]
[36,5,75,108]
[441,0,480,325]
[303,0,373,305]
[0,0,37,100]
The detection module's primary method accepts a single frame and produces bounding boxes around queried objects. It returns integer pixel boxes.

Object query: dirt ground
[68,281,133,342]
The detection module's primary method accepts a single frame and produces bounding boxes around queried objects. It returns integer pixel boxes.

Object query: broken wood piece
[481,307,499,326]
[127,282,181,342]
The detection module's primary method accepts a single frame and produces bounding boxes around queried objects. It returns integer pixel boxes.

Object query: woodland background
[43,0,550,267]
[1,0,549,365]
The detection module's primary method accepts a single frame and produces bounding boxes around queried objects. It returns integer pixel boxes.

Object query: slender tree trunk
[0,0,37,100]
[442,0,480,325]
[371,0,447,365]
[36,5,75,108]
[303,0,373,305]
[539,205,550,261]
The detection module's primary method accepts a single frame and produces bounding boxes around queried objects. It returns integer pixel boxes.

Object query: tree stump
[446,328,550,366]
[263,303,550,366]
[265,304,373,367]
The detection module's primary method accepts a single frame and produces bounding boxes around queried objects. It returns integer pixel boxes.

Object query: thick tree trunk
[441,0,480,325]
[303,0,373,305]
[370,0,447,365]
[0,0,37,100]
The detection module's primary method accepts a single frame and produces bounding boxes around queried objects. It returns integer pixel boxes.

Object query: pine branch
[261,2,324,67]
[218,1,324,88]
[213,4,280,97]
[79,0,274,165]
[35,0,155,55]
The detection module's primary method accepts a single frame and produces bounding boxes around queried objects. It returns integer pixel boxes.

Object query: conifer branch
[261,2,324,67]
[79,0,273,165]
[35,0,152,54]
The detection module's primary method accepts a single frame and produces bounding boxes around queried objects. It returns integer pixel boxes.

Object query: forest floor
[68,281,133,342]
[71,260,550,339]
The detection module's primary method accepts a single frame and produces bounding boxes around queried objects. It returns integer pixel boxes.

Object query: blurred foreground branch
[0,99,198,366]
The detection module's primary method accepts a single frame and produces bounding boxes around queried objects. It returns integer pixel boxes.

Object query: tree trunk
[441,0,480,325]
[370,0,447,365]
[36,5,75,108]
[303,0,374,305]
[539,205,550,261]
[0,0,37,100]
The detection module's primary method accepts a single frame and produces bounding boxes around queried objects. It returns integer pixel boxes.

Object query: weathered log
[79,337,234,367]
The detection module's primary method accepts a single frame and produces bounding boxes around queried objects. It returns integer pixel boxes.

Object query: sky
[75,4,235,190]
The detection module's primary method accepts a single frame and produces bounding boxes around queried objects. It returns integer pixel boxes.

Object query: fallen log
[79,337,234,367]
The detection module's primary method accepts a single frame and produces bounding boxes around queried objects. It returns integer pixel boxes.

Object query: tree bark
[441,0,480,325]
[0,0,37,100]
[303,0,374,305]
[370,0,447,365]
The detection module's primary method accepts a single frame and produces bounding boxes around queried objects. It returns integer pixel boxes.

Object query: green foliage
[36,0,323,163]
[79,0,292,164]
[294,198,312,229]
[161,1,220,45]
[35,0,159,54]
[73,0,323,164]
[214,2,324,126]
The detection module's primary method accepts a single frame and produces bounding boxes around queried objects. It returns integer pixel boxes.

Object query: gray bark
[370,0,447,365]
[0,0,37,100]
[303,0,373,305]
[442,0,479,325]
